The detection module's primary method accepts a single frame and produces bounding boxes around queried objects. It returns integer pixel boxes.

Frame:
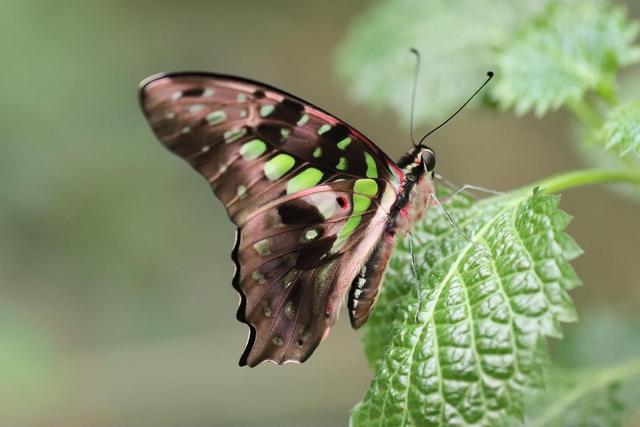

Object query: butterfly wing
[139,72,403,365]
[232,180,390,365]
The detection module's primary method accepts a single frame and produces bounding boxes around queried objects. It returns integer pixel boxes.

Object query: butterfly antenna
[409,48,421,148]
[417,71,494,146]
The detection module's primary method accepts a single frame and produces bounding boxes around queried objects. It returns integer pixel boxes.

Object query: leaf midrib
[380,196,524,426]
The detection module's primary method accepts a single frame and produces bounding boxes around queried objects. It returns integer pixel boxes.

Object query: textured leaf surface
[596,101,640,158]
[351,189,582,427]
[493,2,640,116]
[335,0,546,124]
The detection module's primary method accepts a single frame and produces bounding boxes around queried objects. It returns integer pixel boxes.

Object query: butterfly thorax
[388,147,436,236]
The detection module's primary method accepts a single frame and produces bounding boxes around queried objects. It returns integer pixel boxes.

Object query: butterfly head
[419,145,436,174]
[397,144,436,179]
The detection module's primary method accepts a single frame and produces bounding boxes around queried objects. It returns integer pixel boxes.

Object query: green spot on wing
[239,139,267,160]
[260,105,275,117]
[354,178,379,197]
[337,137,352,150]
[224,128,247,144]
[206,110,226,125]
[353,194,372,214]
[313,147,322,158]
[264,154,295,181]
[336,215,362,243]
[364,152,378,178]
[336,157,348,170]
[318,124,331,135]
[332,180,377,251]
[297,114,309,126]
[286,167,323,194]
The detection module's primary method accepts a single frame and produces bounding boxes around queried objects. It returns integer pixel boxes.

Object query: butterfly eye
[421,149,436,172]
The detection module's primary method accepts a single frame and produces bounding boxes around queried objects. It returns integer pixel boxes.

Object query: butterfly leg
[407,231,422,323]
[434,173,505,203]
[427,191,490,257]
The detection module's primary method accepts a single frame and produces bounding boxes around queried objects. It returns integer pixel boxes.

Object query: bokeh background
[1,1,639,426]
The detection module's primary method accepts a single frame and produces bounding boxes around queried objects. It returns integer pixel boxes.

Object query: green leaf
[351,189,581,427]
[518,355,640,427]
[595,101,640,158]
[518,311,640,426]
[550,311,640,421]
[493,2,640,116]
[335,0,547,124]
[519,369,626,427]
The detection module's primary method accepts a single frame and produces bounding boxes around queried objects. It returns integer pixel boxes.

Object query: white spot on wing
[263,303,272,317]
[253,239,271,256]
[304,229,319,241]
[284,302,294,319]
[251,270,267,285]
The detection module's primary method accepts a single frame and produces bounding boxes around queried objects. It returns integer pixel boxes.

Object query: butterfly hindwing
[236,180,389,365]
[139,72,403,365]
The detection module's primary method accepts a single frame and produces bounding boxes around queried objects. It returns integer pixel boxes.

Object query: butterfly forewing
[140,73,401,223]
[139,72,403,366]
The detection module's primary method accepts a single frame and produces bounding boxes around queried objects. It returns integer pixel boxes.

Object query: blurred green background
[1,0,639,426]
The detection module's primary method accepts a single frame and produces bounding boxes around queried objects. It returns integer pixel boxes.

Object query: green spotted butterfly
[139,72,439,367]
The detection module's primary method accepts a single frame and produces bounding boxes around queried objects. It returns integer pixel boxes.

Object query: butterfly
[139,72,439,367]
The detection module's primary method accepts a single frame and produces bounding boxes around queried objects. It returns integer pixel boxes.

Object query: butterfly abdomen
[348,235,395,328]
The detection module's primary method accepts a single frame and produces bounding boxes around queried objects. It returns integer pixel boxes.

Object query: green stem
[568,98,603,129]
[510,168,640,195]
[529,357,640,427]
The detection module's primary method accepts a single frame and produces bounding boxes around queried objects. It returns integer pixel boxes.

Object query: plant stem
[568,98,603,129]
[507,168,640,196]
